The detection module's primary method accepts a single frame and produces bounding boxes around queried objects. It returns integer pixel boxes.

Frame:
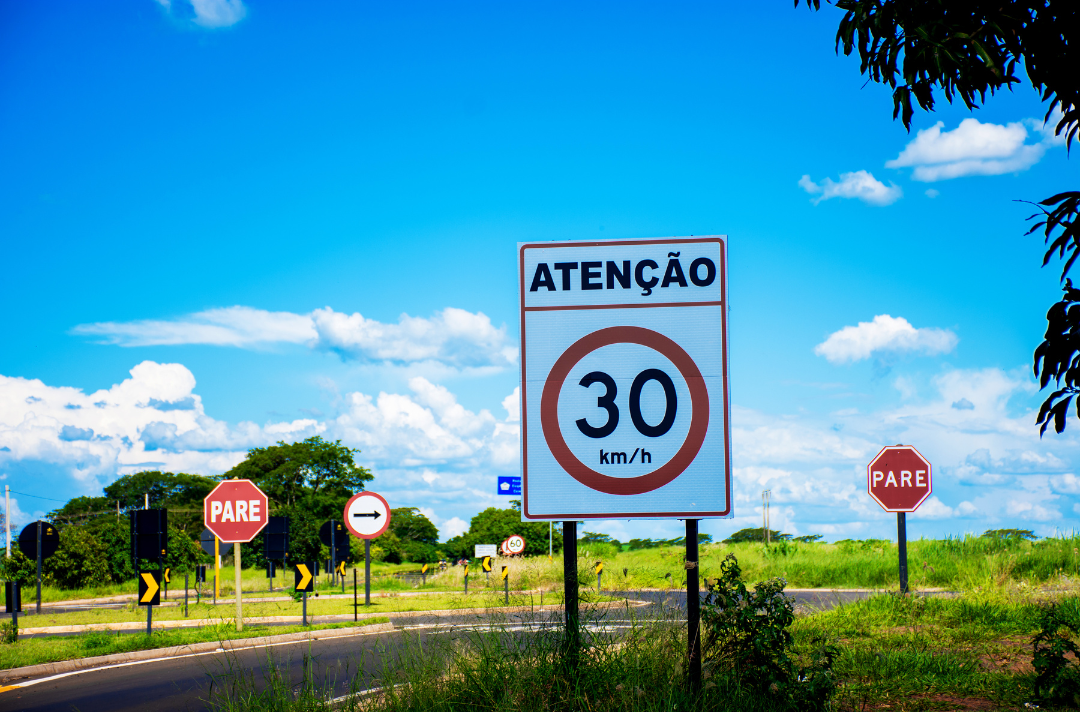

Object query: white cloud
[73,307,316,348]
[154,0,246,28]
[326,377,517,469]
[0,361,321,488]
[502,387,520,423]
[312,307,518,369]
[886,117,1059,182]
[815,315,958,364]
[798,170,902,206]
[917,497,955,519]
[441,517,469,538]
[74,306,518,371]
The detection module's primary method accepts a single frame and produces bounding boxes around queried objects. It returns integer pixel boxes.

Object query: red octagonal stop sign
[867,445,932,513]
[204,479,270,543]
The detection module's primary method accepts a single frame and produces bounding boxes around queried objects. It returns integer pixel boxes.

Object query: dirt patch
[921,693,1010,710]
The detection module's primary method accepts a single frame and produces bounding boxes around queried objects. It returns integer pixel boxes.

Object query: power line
[8,490,69,503]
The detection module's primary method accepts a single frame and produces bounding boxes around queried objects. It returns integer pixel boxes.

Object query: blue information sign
[497,476,522,495]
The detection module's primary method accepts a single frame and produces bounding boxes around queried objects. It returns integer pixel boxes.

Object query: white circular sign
[343,491,391,539]
[505,534,526,555]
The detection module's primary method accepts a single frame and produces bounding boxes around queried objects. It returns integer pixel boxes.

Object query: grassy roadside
[208,585,1072,712]
[14,534,1080,608]
[3,560,428,604]
[9,590,600,629]
[0,617,390,672]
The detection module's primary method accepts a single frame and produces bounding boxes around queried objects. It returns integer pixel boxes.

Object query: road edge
[0,622,393,685]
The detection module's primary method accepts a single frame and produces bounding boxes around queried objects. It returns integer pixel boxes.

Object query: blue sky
[1,0,1077,544]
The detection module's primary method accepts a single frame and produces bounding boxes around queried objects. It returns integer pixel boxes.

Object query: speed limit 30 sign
[519,236,732,520]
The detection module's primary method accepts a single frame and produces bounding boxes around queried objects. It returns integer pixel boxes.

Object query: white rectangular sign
[519,236,732,520]
[474,544,497,557]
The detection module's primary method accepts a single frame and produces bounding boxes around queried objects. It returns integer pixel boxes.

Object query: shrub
[701,553,836,710]
[1033,598,1080,706]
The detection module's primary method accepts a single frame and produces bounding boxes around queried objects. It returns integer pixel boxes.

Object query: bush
[1033,598,1080,706]
[701,553,836,710]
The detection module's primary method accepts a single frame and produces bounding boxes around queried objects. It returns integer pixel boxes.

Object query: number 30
[575,369,677,439]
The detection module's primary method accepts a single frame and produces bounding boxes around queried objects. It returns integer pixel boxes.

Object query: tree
[982,528,1038,541]
[103,471,217,535]
[385,507,439,563]
[802,0,1079,432]
[443,506,562,558]
[225,437,373,565]
[722,528,792,544]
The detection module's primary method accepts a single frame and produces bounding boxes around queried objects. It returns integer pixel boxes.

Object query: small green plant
[1033,598,1080,706]
[701,553,836,710]
[0,619,17,644]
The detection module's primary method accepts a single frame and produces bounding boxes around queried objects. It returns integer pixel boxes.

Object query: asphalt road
[0,588,897,711]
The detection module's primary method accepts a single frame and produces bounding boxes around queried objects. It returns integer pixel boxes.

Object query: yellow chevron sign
[163,567,171,584]
[139,572,160,604]
[482,556,492,572]
[464,564,469,576]
[421,563,429,574]
[595,562,604,575]
[336,561,346,576]
[501,566,509,581]
[295,563,313,592]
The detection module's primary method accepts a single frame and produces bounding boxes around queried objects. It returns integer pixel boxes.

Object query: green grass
[0,617,389,671]
[201,580,1080,711]
[11,589,592,629]
[574,535,1080,591]
[788,586,1075,710]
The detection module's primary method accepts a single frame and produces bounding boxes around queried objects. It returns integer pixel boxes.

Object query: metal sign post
[19,521,59,615]
[518,236,733,691]
[867,445,932,595]
[342,491,390,610]
[364,539,371,606]
[35,522,41,614]
[898,513,908,594]
[203,479,270,632]
[686,519,701,693]
[563,520,579,666]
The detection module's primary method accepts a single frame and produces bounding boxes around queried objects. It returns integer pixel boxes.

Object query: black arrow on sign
[353,511,382,519]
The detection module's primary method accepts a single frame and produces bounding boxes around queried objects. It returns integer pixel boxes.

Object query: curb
[0,622,394,684]
[17,597,642,636]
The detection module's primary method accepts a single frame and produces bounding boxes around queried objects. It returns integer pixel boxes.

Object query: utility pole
[762,490,771,546]
[5,485,10,557]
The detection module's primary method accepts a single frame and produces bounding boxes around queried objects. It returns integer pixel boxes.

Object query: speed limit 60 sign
[519,236,732,520]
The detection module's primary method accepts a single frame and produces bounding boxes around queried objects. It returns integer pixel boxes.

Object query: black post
[597,569,602,594]
[563,521,579,663]
[36,521,42,614]
[464,569,468,594]
[330,521,336,588]
[146,600,152,636]
[353,567,358,621]
[504,570,509,604]
[898,512,908,594]
[302,591,308,626]
[364,539,371,606]
[184,574,189,617]
[686,519,701,694]
[11,582,19,640]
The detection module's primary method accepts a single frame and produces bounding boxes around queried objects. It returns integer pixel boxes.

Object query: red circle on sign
[540,326,710,495]
[344,491,392,539]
